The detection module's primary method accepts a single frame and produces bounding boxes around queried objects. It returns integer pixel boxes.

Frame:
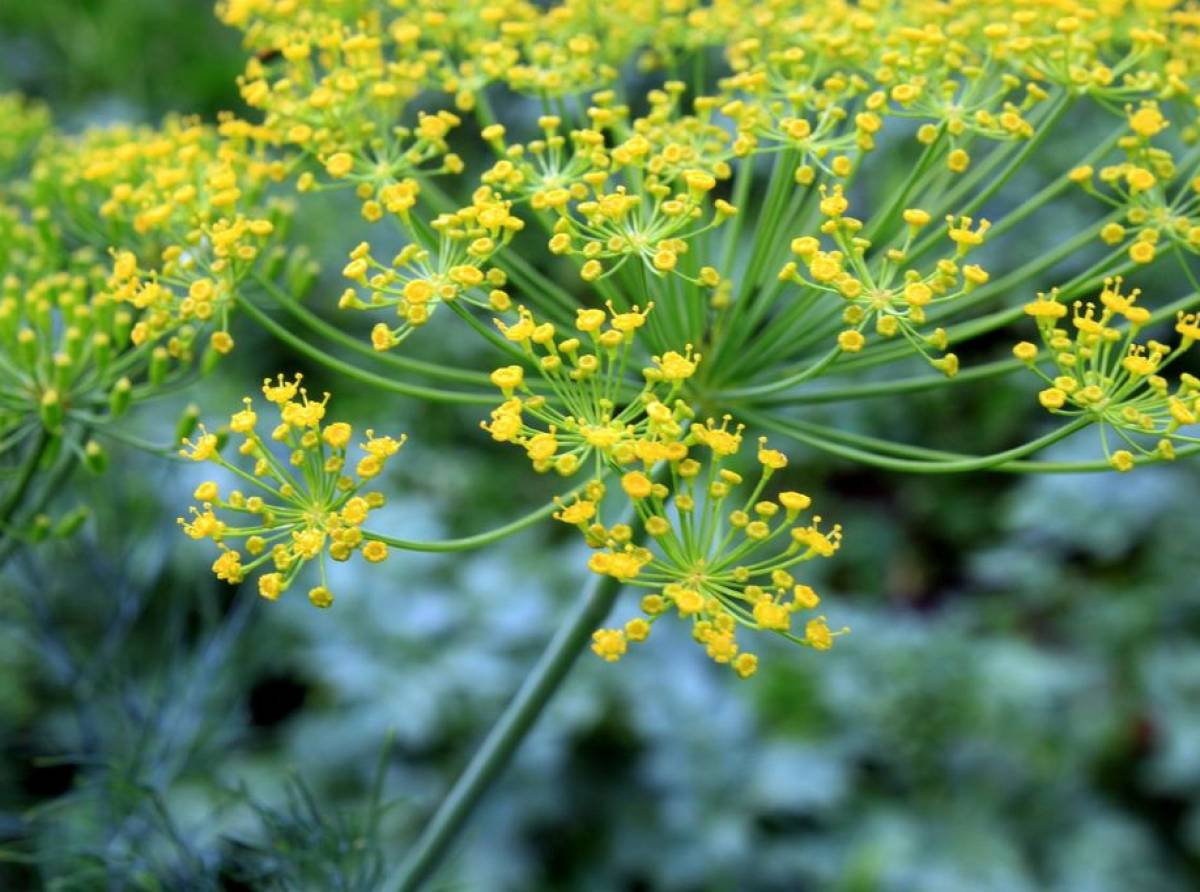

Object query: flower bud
[39,388,62,430]
[28,513,52,543]
[17,328,37,367]
[109,377,133,417]
[149,346,170,386]
[92,332,112,372]
[262,245,287,281]
[83,440,108,474]
[175,404,201,443]
[288,257,320,299]
[52,506,91,539]
[201,343,223,375]
[112,309,133,346]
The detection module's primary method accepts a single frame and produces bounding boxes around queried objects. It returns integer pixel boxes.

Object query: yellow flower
[590,629,627,662]
[1128,103,1166,139]
[1021,279,1198,467]
[621,471,654,500]
[578,432,845,677]
[324,152,354,178]
[177,373,404,604]
[838,330,865,352]
[1129,241,1156,264]
[309,586,335,608]
[362,540,389,563]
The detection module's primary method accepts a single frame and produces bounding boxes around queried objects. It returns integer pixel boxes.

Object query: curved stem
[364,486,580,553]
[718,346,842,400]
[736,287,1200,407]
[388,568,625,892]
[730,355,1022,407]
[743,407,1091,473]
[252,274,494,386]
[235,296,495,405]
[71,414,184,459]
[767,413,1200,473]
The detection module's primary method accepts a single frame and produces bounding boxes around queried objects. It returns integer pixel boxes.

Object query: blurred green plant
[0,0,241,118]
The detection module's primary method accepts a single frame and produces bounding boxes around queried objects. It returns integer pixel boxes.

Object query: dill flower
[149,0,1200,690]
[32,115,282,247]
[779,191,989,375]
[480,89,734,288]
[1016,278,1199,470]
[177,373,404,606]
[1069,102,1200,266]
[338,188,524,348]
[30,115,290,354]
[0,223,124,439]
[0,199,233,461]
[563,428,846,677]
[482,302,700,476]
[229,11,466,221]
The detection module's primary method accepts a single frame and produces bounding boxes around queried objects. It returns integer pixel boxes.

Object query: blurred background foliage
[3,3,1200,891]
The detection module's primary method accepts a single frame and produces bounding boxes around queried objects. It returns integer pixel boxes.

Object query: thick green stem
[388,569,624,892]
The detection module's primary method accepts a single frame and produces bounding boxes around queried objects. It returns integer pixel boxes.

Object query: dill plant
[3,1,1200,888]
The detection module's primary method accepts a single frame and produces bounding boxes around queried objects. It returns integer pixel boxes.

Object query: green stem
[729,355,1023,407]
[862,123,946,245]
[0,427,83,572]
[928,93,1071,224]
[718,156,755,274]
[253,275,492,386]
[0,428,48,528]
[388,569,625,892]
[906,112,1122,266]
[364,487,578,552]
[757,412,1200,473]
[743,407,1091,473]
[235,296,494,405]
[69,414,184,458]
[736,148,799,301]
[738,286,1199,408]
[718,347,842,400]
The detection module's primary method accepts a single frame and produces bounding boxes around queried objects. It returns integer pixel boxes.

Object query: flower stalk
[388,568,626,892]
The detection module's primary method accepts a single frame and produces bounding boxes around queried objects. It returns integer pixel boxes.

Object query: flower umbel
[178,373,404,606]
[561,429,846,678]
[483,302,699,476]
[1016,278,1200,471]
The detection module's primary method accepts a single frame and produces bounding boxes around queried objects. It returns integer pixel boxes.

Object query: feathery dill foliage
[0,524,396,890]
[3,0,1200,677]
